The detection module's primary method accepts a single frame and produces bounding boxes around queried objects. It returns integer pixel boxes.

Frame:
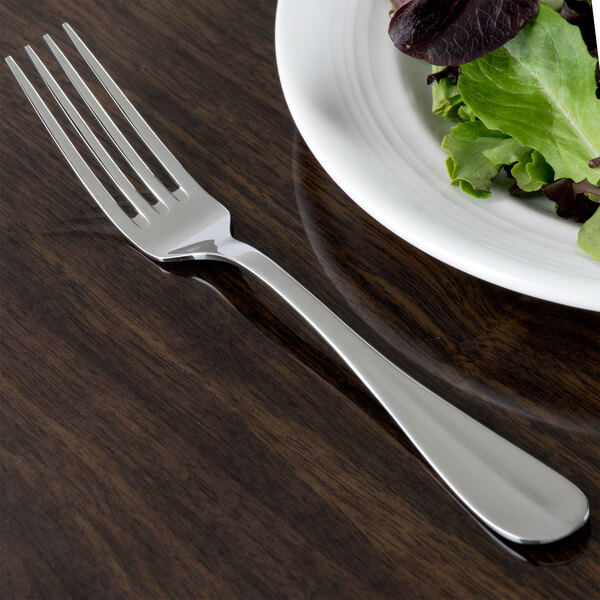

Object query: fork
[5,23,589,545]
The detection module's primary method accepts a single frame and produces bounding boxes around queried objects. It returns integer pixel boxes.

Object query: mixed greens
[389,0,600,260]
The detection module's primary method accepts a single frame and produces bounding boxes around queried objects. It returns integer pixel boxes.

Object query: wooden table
[1,1,598,598]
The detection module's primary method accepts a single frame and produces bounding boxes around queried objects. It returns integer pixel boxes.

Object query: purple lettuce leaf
[542,178,600,223]
[388,0,540,66]
[426,65,459,85]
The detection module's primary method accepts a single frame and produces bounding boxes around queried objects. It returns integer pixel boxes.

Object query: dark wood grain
[1,1,598,598]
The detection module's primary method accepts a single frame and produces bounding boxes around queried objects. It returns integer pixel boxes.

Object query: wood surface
[0,1,598,598]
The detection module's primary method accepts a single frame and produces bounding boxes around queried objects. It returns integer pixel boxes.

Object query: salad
[388,0,600,261]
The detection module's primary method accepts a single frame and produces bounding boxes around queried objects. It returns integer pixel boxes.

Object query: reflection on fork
[5,24,589,545]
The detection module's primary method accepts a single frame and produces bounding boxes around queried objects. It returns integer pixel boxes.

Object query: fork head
[5,23,233,261]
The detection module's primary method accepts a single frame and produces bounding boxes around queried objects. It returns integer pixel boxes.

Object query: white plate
[275,0,600,311]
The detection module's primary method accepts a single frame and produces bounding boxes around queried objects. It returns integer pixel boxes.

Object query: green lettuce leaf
[442,121,553,197]
[540,0,562,9]
[431,70,464,121]
[510,150,555,192]
[578,209,600,260]
[458,4,600,185]
[457,103,476,122]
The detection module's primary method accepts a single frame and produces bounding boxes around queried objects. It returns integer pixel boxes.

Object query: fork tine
[5,56,144,235]
[25,45,156,221]
[62,23,198,193]
[43,33,175,212]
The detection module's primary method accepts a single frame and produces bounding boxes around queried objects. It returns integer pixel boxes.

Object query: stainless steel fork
[5,24,589,545]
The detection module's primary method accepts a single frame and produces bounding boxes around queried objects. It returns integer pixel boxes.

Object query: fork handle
[220,239,588,544]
